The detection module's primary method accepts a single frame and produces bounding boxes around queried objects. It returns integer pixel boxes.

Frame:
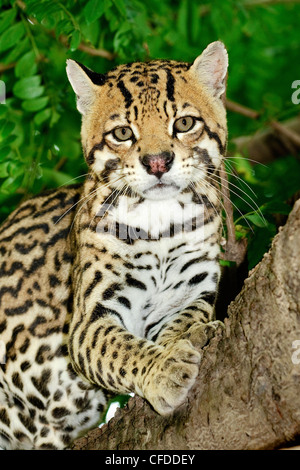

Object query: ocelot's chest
[103,232,220,339]
[76,192,221,340]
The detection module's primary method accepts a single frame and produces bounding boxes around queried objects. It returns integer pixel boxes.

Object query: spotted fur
[0,42,228,449]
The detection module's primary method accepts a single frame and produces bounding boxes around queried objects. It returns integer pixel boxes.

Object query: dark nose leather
[140,151,174,178]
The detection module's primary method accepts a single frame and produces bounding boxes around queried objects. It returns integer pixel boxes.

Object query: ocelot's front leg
[69,253,203,415]
[68,295,223,417]
[69,229,221,417]
[142,299,223,414]
[68,309,202,416]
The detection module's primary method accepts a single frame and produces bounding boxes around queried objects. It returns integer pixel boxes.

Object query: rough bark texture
[72,199,300,450]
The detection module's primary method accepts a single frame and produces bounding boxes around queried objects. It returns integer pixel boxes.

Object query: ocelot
[0,41,228,449]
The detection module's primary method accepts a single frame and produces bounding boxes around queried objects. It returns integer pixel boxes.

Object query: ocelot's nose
[140,151,174,179]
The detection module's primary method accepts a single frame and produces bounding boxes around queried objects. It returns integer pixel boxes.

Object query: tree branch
[0,62,16,75]
[69,38,115,61]
[72,199,300,450]
[226,99,260,120]
[270,120,300,149]
[219,162,248,267]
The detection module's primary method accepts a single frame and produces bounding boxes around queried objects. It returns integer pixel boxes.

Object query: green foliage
[225,155,300,269]
[0,0,299,270]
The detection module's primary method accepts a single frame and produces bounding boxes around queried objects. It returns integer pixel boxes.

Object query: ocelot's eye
[174,116,195,133]
[112,127,133,142]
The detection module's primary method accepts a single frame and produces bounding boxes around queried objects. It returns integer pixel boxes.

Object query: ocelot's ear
[66,60,106,115]
[191,41,228,100]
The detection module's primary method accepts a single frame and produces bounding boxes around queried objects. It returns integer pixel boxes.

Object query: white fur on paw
[145,339,201,416]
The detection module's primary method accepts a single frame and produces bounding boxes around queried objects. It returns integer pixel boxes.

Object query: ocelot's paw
[182,320,224,350]
[144,339,201,416]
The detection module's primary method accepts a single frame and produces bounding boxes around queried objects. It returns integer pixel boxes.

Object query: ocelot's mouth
[143,181,180,200]
[152,181,177,189]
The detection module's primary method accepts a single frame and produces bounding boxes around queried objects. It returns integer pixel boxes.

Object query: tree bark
[72,199,300,450]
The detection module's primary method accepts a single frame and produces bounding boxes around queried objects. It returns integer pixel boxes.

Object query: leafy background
[0,0,300,273]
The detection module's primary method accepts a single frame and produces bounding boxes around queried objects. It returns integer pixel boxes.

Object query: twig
[219,162,248,266]
[0,62,16,74]
[54,157,67,172]
[270,120,300,148]
[220,162,236,245]
[77,43,115,61]
[226,99,260,120]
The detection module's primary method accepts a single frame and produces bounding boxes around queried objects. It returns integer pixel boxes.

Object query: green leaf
[0,8,16,35]
[22,96,49,112]
[261,201,291,215]
[56,19,73,37]
[0,175,21,194]
[83,0,110,24]
[34,108,51,126]
[219,259,236,267]
[112,0,126,18]
[42,167,74,186]
[0,105,7,117]
[27,1,60,23]
[3,36,30,63]
[0,134,17,149]
[226,154,257,184]
[13,76,44,100]
[247,225,276,270]
[0,120,15,139]
[80,18,100,44]
[0,146,12,161]
[245,213,272,230]
[0,162,9,178]
[50,110,60,127]
[15,51,38,78]
[69,29,81,51]
[0,22,25,52]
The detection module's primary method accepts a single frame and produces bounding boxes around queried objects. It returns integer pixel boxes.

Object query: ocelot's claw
[181,320,224,350]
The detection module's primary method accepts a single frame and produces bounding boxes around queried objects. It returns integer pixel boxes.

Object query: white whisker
[58,173,89,188]
[192,169,254,233]
[191,163,266,228]
[55,173,125,226]
[189,181,226,238]
[222,160,258,199]
[225,156,268,167]
[212,172,266,226]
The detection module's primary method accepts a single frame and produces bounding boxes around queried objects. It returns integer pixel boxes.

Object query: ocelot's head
[67,41,228,201]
